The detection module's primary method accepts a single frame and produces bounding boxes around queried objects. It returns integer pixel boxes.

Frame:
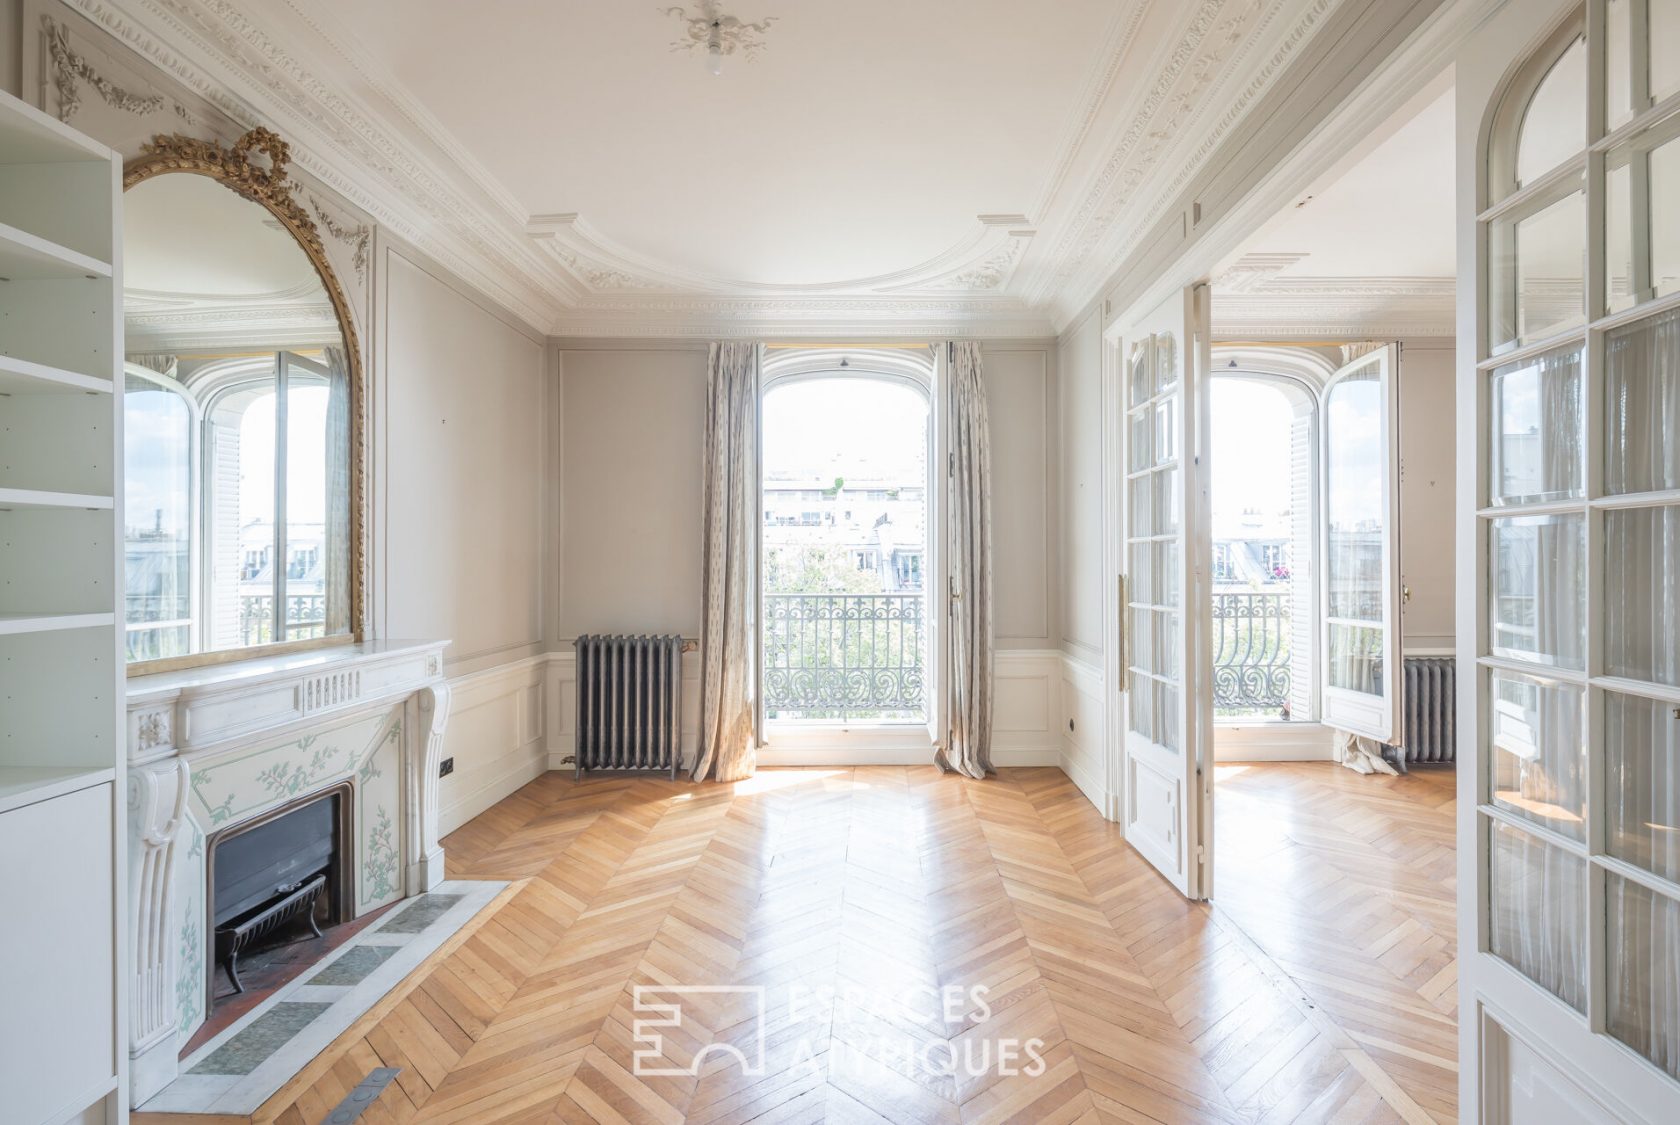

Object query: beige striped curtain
[694,342,759,783]
[322,345,352,636]
[935,341,993,778]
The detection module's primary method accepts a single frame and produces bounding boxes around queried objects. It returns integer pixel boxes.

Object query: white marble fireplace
[124,640,450,1106]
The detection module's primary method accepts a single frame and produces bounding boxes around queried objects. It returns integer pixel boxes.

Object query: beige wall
[374,244,550,824]
[1058,310,1104,663]
[377,246,548,668]
[556,341,1059,650]
[1398,340,1456,651]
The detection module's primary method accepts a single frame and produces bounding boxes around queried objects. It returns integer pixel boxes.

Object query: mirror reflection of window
[122,172,353,667]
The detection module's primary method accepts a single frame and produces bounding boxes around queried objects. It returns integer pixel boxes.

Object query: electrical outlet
[438,757,454,778]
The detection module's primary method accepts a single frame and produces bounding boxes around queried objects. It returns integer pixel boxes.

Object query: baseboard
[439,749,546,836]
[1059,741,1105,810]
[1213,722,1335,762]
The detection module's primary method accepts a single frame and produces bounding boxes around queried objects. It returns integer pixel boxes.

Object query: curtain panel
[695,341,760,783]
[936,341,994,779]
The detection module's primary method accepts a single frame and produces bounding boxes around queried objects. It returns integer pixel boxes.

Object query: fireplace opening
[205,782,355,1004]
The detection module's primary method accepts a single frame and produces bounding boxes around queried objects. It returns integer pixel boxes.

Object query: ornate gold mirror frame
[124,128,365,671]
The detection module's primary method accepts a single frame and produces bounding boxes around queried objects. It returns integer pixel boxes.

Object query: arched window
[1469,0,1680,1089]
[758,350,934,729]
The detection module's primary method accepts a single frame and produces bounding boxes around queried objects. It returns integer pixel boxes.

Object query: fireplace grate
[214,872,327,994]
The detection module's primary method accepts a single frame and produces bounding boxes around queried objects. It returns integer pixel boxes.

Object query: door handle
[1117,573,1130,691]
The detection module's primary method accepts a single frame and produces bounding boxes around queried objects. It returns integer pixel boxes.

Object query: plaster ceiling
[89,0,1384,334]
[1212,78,1459,337]
[124,172,324,297]
[328,0,1115,288]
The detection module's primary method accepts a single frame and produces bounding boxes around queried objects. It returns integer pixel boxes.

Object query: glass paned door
[1121,285,1212,899]
[1464,2,1680,1110]
[1321,345,1402,742]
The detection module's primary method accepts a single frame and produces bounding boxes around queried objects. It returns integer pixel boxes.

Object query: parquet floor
[166,763,1457,1124]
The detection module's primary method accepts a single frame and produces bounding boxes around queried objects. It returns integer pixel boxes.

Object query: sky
[761,377,928,483]
[1210,380,1293,530]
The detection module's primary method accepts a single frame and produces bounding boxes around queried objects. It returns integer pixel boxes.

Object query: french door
[1459,1,1680,1119]
[1120,285,1213,899]
[1320,344,1403,742]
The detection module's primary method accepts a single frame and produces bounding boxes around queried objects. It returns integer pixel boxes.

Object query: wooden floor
[179,763,1457,1124]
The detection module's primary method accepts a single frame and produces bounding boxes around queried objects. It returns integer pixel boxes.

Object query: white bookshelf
[0,89,127,1125]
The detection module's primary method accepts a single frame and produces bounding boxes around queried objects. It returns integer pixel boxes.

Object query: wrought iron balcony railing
[1212,590,1292,717]
[762,592,926,722]
[240,593,327,646]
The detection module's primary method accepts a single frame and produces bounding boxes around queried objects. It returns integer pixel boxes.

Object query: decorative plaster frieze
[310,195,370,282]
[665,4,777,62]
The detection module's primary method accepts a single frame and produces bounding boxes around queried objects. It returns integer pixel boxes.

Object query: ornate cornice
[59,0,1350,337]
[1212,274,1456,337]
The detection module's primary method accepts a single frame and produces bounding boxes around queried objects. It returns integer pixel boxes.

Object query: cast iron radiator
[574,634,684,779]
[1397,655,1457,766]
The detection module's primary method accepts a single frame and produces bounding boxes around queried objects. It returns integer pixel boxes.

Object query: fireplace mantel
[124,639,450,1106]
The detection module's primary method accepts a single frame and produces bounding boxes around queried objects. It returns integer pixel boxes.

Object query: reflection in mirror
[123,171,352,665]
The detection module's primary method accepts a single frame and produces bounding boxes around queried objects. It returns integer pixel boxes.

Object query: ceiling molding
[66,0,1357,338]
[1212,274,1456,337]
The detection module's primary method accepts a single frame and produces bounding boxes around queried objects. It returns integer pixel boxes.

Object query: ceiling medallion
[664,4,776,76]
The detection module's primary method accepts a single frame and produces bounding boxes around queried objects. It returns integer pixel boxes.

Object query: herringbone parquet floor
[164,763,1456,1124]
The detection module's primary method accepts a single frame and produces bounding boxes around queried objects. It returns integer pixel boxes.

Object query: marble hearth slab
[138,880,509,1117]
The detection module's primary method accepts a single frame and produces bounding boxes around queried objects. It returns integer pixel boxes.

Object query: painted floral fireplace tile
[173,705,405,1042]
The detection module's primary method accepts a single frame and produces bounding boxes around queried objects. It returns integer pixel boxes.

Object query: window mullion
[1584,12,1609,1029]
[274,355,288,645]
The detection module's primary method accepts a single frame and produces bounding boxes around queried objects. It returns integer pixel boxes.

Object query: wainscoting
[540,648,1067,771]
[435,655,549,837]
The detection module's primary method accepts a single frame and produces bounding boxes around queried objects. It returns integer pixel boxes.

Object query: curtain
[935,341,993,779]
[1604,307,1680,1076]
[322,346,352,637]
[694,342,759,783]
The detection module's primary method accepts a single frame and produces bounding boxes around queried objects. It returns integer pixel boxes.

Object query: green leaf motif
[363,806,398,902]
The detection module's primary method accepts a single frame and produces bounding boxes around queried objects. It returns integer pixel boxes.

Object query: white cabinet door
[0,783,116,1124]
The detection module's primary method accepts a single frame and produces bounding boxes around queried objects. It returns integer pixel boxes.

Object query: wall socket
[438,757,454,778]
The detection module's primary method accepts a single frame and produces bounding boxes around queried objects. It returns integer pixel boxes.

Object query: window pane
[1489,345,1584,505]
[1515,36,1586,188]
[1604,506,1680,685]
[1328,623,1385,695]
[1490,188,1585,351]
[1489,819,1588,1013]
[1607,875,1680,1080]
[123,373,192,663]
[1128,408,1152,473]
[1606,306,1680,494]
[1606,691,1680,881]
[207,379,278,651]
[1490,514,1586,670]
[1488,669,1585,840]
[1606,123,1680,313]
[1609,0,1634,130]
[283,357,340,641]
[1656,0,1680,104]
[1326,366,1384,623]
[759,377,929,723]
[1129,474,1154,537]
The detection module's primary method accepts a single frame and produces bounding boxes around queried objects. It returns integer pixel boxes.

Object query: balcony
[762,592,925,722]
[240,594,327,646]
[1213,590,1292,718]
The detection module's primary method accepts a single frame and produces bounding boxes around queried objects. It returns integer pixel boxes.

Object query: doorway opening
[1209,373,1316,725]
[758,361,933,730]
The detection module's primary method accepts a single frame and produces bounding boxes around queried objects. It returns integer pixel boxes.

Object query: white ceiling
[122,0,1376,334]
[330,0,1115,288]
[1237,84,1456,279]
[125,173,323,297]
[1212,77,1459,337]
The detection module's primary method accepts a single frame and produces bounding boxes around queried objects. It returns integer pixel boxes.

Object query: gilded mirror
[122,129,362,670]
